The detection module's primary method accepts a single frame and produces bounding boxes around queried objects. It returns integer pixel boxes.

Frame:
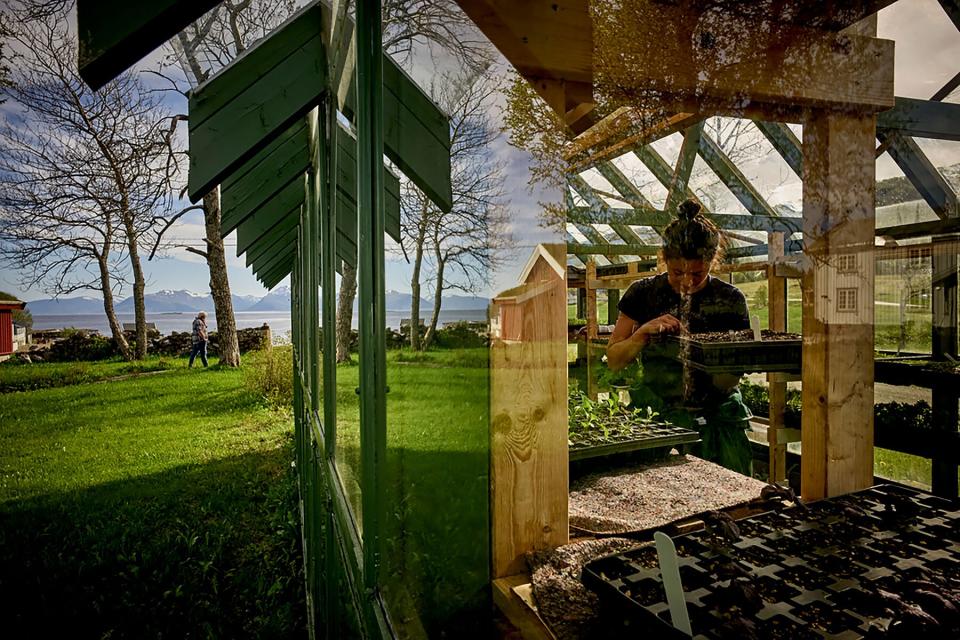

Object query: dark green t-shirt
[617,273,750,407]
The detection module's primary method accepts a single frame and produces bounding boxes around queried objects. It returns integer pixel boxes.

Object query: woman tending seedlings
[606,200,755,475]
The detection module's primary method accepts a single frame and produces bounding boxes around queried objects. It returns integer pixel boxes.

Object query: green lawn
[0,354,306,637]
[0,355,183,393]
[330,347,491,638]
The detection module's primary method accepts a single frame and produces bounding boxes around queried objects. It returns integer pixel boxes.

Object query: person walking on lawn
[189,311,209,368]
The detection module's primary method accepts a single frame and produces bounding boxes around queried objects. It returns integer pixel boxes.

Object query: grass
[330,346,491,637]
[0,355,183,393]
[0,352,306,637]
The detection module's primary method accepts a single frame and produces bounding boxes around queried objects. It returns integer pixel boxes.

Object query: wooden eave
[456,0,898,137]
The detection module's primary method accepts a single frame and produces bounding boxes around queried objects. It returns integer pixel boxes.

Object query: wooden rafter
[593,3,894,114]
[698,129,779,217]
[664,123,704,213]
[567,206,802,234]
[877,133,959,219]
[594,163,656,211]
[568,113,703,173]
[633,146,708,210]
[754,121,803,177]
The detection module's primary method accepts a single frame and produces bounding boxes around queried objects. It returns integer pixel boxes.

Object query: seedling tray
[582,484,960,638]
[569,422,700,462]
[668,330,801,374]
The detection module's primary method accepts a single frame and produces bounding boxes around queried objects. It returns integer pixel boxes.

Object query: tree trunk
[422,254,445,350]
[336,261,357,363]
[204,188,240,366]
[898,289,907,354]
[121,213,148,360]
[98,256,131,360]
[409,219,426,350]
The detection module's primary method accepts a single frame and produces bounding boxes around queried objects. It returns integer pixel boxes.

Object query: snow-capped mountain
[26,286,488,316]
[25,296,104,315]
[116,289,211,313]
[232,294,261,312]
[247,286,291,311]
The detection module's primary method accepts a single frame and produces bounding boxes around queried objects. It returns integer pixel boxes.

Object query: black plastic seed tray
[667,331,802,374]
[569,422,700,462]
[582,484,960,638]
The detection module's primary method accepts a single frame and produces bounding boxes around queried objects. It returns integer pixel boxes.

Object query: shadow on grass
[0,443,307,638]
[380,446,491,639]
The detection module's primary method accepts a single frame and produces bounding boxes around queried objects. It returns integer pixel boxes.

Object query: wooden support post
[490,244,568,578]
[931,236,958,497]
[585,261,598,341]
[800,110,877,501]
[576,287,586,320]
[767,232,789,483]
[656,253,667,273]
[607,289,620,325]
[932,237,958,360]
[585,261,599,400]
[931,382,959,498]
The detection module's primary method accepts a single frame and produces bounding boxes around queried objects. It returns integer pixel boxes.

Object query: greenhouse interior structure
[76,0,959,638]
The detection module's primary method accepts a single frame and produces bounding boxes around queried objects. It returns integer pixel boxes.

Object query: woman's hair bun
[678,199,701,222]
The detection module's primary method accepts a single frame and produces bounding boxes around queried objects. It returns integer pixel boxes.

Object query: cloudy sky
[1,0,958,303]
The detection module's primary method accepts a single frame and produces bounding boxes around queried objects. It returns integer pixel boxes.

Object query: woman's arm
[606,311,681,371]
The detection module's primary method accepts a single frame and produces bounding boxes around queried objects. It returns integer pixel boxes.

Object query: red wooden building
[0,299,26,356]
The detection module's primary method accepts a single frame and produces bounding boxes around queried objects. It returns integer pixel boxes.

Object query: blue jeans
[189,341,208,367]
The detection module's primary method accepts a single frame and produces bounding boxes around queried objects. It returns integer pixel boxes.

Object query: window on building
[837,254,857,273]
[837,287,858,312]
[907,246,931,267]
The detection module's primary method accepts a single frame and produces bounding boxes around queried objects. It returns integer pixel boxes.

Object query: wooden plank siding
[490,245,568,578]
[188,4,328,200]
[220,121,311,236]
[239,205,302,260]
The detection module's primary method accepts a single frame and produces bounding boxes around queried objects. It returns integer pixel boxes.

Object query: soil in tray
[753,575,802,603]
[794,601,862,635]
[774,564,836,591]
[620,577,665,606]
[583,485,960,639]
[830,587,888,619]
[684,329,801,343]
[756,614,822,640]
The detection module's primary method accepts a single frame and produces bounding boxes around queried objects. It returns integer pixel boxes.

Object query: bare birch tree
[0,15,178,359]
[334,0,494,361]
[400,72,509,350]
[154,0,300,367]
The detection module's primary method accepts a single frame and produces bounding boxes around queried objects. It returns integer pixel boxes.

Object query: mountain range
[25,287,489,315]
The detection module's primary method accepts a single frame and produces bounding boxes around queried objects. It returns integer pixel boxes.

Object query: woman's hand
[634,313,681,340]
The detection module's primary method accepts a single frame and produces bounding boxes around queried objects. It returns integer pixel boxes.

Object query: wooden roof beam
[592,3,894,113]
[594,162,656,212]
[567,206,802,234]
[876,216,960,239]
[939,0,960,32]
[78,0,221,89]
[877,97,960,141]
